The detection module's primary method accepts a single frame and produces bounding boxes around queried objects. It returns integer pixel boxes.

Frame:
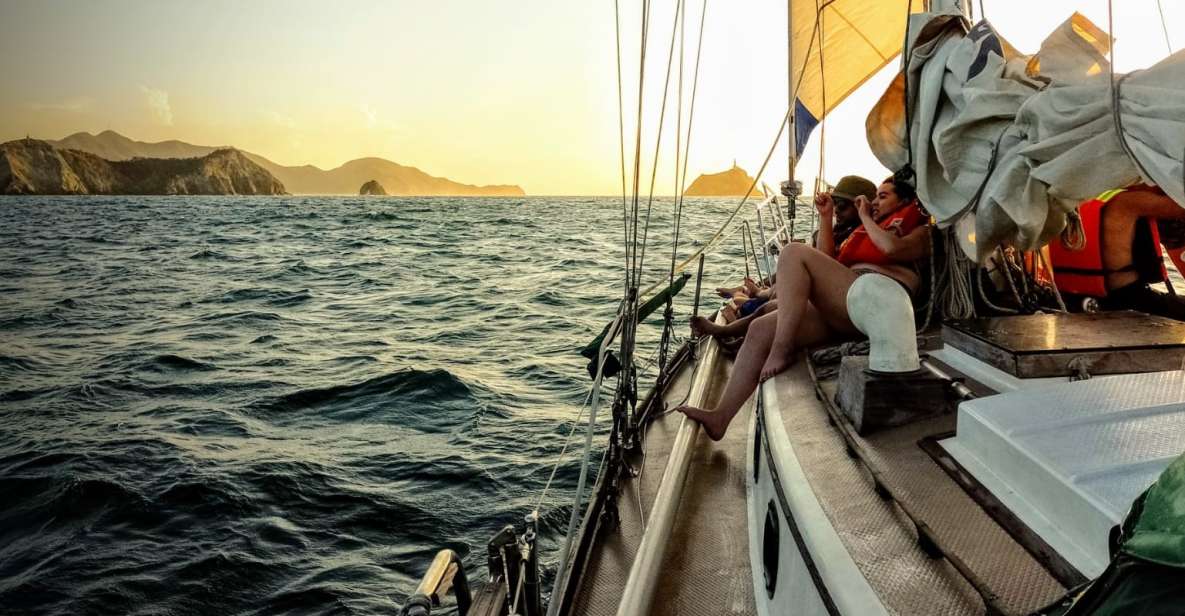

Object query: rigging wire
[670,0,686,289]
[671,0,710,281]
[1106,0,1159,189]
[531,363,603,515]
[814,0,827,233]
[638,0,825,301]
[614,0,629,301]
[636,0,686,286]
[1156,0,1174,55]
[628,0,652,291]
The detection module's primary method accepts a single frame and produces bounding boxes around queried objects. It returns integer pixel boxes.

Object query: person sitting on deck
[677,175,931,441]
[690,175,878,341]
[1049,185,1185,320]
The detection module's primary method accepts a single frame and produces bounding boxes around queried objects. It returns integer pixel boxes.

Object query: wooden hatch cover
[942,310,1185,378]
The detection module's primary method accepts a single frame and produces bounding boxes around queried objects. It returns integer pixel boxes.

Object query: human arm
[855,196,929,262]
[814,192,836,256]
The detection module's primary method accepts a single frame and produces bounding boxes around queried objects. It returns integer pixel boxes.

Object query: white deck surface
[941,371,1185,577]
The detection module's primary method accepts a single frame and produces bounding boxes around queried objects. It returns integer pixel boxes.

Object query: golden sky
[0,0,1178,195]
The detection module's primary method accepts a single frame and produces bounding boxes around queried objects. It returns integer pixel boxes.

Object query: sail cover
[867,10,1185,261]
[791,0,925,157]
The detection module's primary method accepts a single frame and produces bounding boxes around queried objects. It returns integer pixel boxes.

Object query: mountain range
[45,130,525,196]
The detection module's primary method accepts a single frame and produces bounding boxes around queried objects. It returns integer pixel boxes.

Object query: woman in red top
[678,176,930,440]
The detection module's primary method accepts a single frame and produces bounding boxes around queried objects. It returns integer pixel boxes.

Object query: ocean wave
[141,354,219,372]
[196,310,285,325]
[255,369,484,430]
[209,288,313,307]
[188,248,235,260]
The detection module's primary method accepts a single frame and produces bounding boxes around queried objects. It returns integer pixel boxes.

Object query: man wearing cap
[813,174,877,255]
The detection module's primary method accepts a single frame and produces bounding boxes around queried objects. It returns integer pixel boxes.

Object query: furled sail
[867,10,1185,261]
[791,0,925,157]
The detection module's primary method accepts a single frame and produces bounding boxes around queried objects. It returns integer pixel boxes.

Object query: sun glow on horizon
[0,0,1179,195]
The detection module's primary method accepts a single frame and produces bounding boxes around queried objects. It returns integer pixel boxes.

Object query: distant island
[1,138,285,195]
[684,164,761,197]
[1,130,526,196]
[359,180,388,196]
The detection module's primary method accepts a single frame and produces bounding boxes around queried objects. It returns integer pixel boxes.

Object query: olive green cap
[832,175,876,202]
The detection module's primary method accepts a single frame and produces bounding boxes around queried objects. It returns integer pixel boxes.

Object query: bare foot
[760,344,795,381]
[675,404,729,441]
[743,277,761,297]
[690,315,719,338]
[715,286,737,298]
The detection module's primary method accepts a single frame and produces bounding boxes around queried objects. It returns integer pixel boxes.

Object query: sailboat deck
[790,356,1069,615]
[570,355,757,616]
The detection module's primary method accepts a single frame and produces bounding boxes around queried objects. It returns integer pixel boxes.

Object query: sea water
[0,195,759,615]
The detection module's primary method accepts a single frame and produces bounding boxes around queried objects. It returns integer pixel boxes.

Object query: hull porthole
[763,498,779,598]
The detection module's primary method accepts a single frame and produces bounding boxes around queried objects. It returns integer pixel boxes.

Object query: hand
[855,195,875,220]
[814,192,834,217]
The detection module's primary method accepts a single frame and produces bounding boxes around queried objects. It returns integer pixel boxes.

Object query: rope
[940,230,976,319]
[976,255,1019,315]
[1037,248,1069,312]
[1060,210,1086,251]
[918,227,941,331]
[998,248,1027,310]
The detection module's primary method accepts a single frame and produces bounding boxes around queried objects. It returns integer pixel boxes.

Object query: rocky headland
[1,138,287,195]
[684,164,761,197]
[359,180,388,196]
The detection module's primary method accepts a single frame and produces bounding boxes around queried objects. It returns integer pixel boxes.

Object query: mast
[787,0,795,186]
[783,0,799,224]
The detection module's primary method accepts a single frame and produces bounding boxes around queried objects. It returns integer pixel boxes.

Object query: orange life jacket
[836,203,927,267]
[1049,189,1168,298]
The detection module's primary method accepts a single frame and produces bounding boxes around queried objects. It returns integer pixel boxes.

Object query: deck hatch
[942,311,1185,378]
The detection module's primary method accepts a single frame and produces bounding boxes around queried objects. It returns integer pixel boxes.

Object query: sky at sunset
[0,0,1179,195]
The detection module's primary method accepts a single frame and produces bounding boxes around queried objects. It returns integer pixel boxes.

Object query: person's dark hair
[883,175,918,204]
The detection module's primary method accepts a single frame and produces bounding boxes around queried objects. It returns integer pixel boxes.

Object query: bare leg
[762,243,861,380]
[1102,192,1185,289]
[677,305,832,441]
[691,301,778,338]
